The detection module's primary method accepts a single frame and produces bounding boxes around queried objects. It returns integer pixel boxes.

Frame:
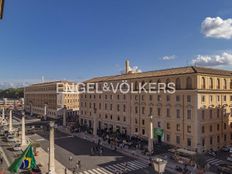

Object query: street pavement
[29,129,155,174]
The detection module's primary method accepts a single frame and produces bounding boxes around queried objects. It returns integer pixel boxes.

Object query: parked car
[7,135,16,142]
[13,144,22,151]
[175,166,183,172]
[222,146,231,152]
[227,156,232,162]
[208,150,216,157]
[217,164,232,174]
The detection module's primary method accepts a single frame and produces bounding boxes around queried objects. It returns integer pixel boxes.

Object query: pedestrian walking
[64,167,67,174]
[123,162,128,173]
[77,160,81,170]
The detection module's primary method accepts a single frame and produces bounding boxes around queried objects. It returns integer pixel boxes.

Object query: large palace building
[24,81,79,119]
[79,61,232,153]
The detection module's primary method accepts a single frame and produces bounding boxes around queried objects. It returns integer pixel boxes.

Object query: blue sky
[0,0,232,85]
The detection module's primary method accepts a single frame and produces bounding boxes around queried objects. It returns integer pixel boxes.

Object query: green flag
[153,128,164,140]
[8,144,37,173]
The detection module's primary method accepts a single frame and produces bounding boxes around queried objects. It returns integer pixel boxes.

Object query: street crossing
[206,158,223,166]
[78,160,148,174]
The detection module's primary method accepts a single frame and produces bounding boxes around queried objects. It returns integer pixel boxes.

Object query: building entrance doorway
[157,135,162,143]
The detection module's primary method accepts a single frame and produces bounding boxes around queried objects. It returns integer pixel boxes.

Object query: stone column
[148,115,154,153]
[21,113,26,146]
[9,109,13,132]
[63,107,66,127]
[48,121,56,174]
[2,107,5,120]
[44,104,47,120]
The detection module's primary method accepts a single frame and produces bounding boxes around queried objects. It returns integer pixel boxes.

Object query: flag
[8,144,37,173]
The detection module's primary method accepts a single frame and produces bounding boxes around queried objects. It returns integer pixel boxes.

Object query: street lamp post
[48,121,56,174]
[21,111,27,146]
[63,106,66,127]
[8,109,13,132]
[93,108,97,137]
[44,104,47,120]
[148,115,154,153]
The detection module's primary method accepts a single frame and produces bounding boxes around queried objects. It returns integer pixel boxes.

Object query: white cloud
[161,55,176,60]
[192,52,232,66]
[201,17,232,39]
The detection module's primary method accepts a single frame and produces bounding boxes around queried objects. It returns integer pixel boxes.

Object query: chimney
[125,60,130,74]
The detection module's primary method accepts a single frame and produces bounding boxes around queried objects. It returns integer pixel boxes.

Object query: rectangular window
[176,124,180,131]
[202,95,205,103]
[167,134,170,142]
[187,138,191,147]
[210,136,213,145]
[176,109,180,118]
[209,95,213,103]
[149,107,153,115]
[135,106,138,114]
[217,95,220,102]
[187,110,192,119]
[217,136,220,143]
[176,95,180,102]
[187,95,191,102]
[202,138,205,146]
[224,95,227,102]
[202,126,205,133]
[187,125,191,133]
[167,123,170,129]
[176,136,180,144]
[210,125,213,132]
[142,107,145,114]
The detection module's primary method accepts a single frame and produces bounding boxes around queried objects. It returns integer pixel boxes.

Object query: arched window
[176,78,181,90]
[202,77,206,89]
[224,79,227,89]
[209,78,213,89]
[217,78,220,89]
[186,77,192,89]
